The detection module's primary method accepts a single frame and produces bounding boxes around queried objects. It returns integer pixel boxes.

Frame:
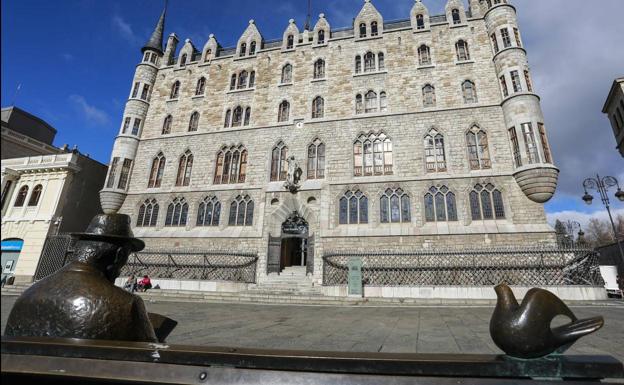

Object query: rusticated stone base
[99,190,127,214]
[513,165,559,203]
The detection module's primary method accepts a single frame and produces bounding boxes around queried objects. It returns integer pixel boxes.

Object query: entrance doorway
[280,237,307,269]
[267,212,315,275]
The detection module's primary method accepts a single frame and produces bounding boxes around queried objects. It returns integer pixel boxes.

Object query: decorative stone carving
[284,155,303,194]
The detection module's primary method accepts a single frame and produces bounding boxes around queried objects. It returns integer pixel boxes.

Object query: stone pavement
[2,294,623,363]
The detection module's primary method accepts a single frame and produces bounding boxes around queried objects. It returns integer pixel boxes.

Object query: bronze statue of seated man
[5,214,158,343]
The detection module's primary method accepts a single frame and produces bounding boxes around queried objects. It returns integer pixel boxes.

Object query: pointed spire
[142,1,167,54]
[304,0,312,31]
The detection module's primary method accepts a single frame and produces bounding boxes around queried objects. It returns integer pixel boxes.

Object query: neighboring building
[100,0,560,284]
[602,77,624,157]
[1,107,108,283]
[1,106,62,159]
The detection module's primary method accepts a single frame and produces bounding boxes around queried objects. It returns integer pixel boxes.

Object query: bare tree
[585,218,616,247]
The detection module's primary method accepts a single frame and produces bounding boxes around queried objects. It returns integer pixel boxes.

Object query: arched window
[228,195,254,226]
[281,64,293,83]
[286,35,294,49]
[180,54,187,67]
[237,70,248,89]
[365,90,378,113]
[418,45,431,66]
[195,77,206,96]
[165,197,188,227]
[307,138,325,179]
[364,52,375,72]
[380,188,410,223]
[188,111,200,132]
[278,100,290,122]
[355,94,364,114]
[170,81,180,99]
[312,96,324,119]
[214,145,247,184]
[318,30,325,44]
[339,190,368,224]
[204,49,212,62]
[270,141,289,182]
[424,186,457,222]
[27,184,43,206]
[416,14,425,30]
[137,199,159,227]
[456,40,470,61]
[462,80,478,104]
[377,52,385,70]
[466,126,492,170]
[379,91,387,112]
[424,129,446,172]
[162,115,173,135]
[197,196,221,226]
[175,150,193,187]
[359,23,366,38]
[355,55,362,73]
[224,109,232,128]
[249,41,257,55]
[353,132,393,176]
[313,59,325,79]
[371,21,378,36]
[470,184,505,220]
[422,84,436,107]
[230,74,237,90]
[239,42,247,57]
[249,71,255,88]
[452,9,461,25]
[14,185,28,207]
[244,107,251,126]
[148,152,166,188]
[232,106,243,127]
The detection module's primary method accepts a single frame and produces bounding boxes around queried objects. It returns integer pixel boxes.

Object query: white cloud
[547,208,624,230]
[112,15,140,44]
[69,95,110,127]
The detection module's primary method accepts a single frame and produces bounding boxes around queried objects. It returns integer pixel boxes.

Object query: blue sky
[1,0,622,224]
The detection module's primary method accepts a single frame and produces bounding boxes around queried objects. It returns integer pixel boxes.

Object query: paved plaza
[2,295,623,362]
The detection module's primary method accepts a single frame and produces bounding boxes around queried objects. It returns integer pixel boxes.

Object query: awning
[1,239,24,252]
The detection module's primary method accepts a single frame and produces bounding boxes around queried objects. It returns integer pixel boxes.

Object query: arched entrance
[267,212,314,275]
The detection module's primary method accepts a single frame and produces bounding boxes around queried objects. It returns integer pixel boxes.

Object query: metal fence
[34,235,76,280]
[121,250,258,284]
[322,247,604,287]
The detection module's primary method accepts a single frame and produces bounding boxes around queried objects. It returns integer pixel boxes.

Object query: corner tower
[482,0,559,203]
[100,7,166,213]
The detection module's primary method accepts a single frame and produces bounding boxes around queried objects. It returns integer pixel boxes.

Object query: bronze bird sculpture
[490,284,604,359]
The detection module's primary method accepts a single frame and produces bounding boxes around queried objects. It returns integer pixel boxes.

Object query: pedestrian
[138,275,152,292]
[123,274,137,292]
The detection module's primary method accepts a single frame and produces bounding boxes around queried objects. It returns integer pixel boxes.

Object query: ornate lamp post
[582,175,624,288]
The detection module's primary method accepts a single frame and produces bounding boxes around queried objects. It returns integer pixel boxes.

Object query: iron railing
[34,235,76,280]
[121,249,258,284]
[322,247,604,287]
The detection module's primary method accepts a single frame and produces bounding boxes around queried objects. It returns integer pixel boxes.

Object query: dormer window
[180,54,187,67]
[318,30,325,44]
[205,49,212,62]
[286,35,294,49]
[359,23,366,38]
[416,14,425,30]
[240,43,247,57]
[452,9,461,25]
[370,21,378,36]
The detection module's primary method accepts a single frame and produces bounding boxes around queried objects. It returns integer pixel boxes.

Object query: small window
[180,54,187,66]
[239,43,247,57]
[416,14,425,30]
[175,150,194,186]
[466,126,491,170]
[27,184,43,206]
[249,71,255,88]
[500,75,509,97]
[359,23,366,38]
[286,35,294,49]
[451,9,461,25]
[377,52,385,70]
[491,33,499,53]
[170,81,180,99]
[521,122,540,164]
[117,159,132,190]
[230,74,237,90]
[140,84,150,100]
[355,94,363,114]
[307,138,325,179]
[510,70,522,93]
[501,28,512,48]
[513,28,522,47]
[355,55,362,73]
[131,118,141,136]
[524,70,533,92]
[106,158,119,188]
[462,80,478,104]
[232,106,243,127]
[137,199,159,227]
[188,112,200,132]
[364,52,375,72]
[237,71,248,90]
[281,64,293,83]
[270,141,289,182]
[456,40,470,61]
[121,117,131,134]
[197,196,221,227]
[131,82,140,98]
[228,195,254,226]
[508,127,522,167]
[424,129,446,173]
[244,107,251,126]
[224,109,232,128]
[312,96,324,119]
[148,152,166,188]
[314,59,325,79]
[318,30,325,44]
[204,49,212,62]
[371,21,378,36]
[365,90,378,113]
[538,123,552,164]
[14,186,28,207]
[418,45,431,66]
[195,77,206,96]
[278,100,290,122]
[379,92,387,112]
[422,84,436,107]
[165,197,188,227]
[250,41,257,55]
[162,115,173,135]
[339,190,368,224]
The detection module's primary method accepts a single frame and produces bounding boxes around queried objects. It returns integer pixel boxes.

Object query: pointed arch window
[314,59,325,79]
[470,184,505,220]
[244,107,251,126]
[380,188,410,223]
[162,115,172,135]
[237,70,248,90]
[148,152,166,188]
[380,92,387,112]
[278,100,290,122]
[175,150,193,187]
[286,35,294,49]
[165,197,188,227]
[239,42,247,57]
[371,21,379,36]
[249,71,255,88]
[270,141,289,182]
[249,41,257,55]
[229,195,254,226]
[197,196,221,227]
[355,94,364,114]
[170,81,180,99]
[355,55,362,74]
[224,109,232,128]
[232,106,243,127]
[14,185,28,207]
[339,190,368,225]
[281,64,293,84]
[359,23,366,38]
[204,49,212,62]
[364,52,375,72]
[214,145,247,184]
[365,90,378,113]
[318,30,325,44]
[452,9,461,25]
[422,84,436,107]
[180,54,187,67]
[353,132,393,176]
[195,77,206,96]
[27,184,43,206]
[312,96,324,119]
[466,126,491,170]
[307,138,325,179]
[137,199,159,227]
[230,74,237,90]
[188,111,200,132]
[424,186,457,222]
[378,52,385,70]
[462,80,478,104]
[416,14,425,30]
[418,45,431,66]
[424,129,446,172]
[456,40,470,61]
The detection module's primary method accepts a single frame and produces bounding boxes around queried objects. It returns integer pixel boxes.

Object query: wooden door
[267,235,281,274]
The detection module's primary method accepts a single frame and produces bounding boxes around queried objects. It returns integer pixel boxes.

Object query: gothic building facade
[100,0,560,282]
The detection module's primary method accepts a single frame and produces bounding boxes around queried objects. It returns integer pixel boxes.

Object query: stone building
[603,77,624,157]
[1,106,61,160]
[100,0,560,283]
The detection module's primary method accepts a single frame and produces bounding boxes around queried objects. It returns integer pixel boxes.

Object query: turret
[164,33,179,66]
[482,0,559,203]
[100,7,166,214]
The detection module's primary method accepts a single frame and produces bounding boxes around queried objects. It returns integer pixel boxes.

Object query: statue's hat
[72,214,145,251]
